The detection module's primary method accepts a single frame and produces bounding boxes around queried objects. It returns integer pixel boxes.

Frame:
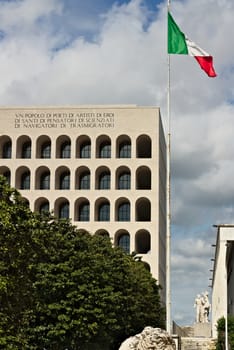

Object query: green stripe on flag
[168,12,188,54]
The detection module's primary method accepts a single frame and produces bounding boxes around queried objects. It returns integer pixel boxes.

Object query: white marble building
[211,224,234,337]
[0,105,167,302]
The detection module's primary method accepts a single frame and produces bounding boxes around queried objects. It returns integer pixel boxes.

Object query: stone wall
[181,337,216,350]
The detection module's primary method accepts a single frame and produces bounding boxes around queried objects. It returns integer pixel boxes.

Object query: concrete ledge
[181,337,216,350]
[193,323,211,338]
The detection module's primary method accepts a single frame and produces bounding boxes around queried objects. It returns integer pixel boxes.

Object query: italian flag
[168,12,217,78]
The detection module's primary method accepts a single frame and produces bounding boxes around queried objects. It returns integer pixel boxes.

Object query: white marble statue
[194,291,211,323]
[119,327,176,350]
[194,294,203,323]
[202,291,211,323]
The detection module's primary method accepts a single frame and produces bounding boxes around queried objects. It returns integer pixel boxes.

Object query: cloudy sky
[0,0,233,326]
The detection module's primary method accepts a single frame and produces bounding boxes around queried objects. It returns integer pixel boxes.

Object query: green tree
[216,316,234,350]
[0,177,165,349]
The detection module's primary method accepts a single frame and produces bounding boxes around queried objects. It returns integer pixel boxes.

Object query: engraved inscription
[14,112,115,129]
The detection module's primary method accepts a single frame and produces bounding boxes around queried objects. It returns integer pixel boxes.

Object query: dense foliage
[0,177,165,349]
[216,316,234,350]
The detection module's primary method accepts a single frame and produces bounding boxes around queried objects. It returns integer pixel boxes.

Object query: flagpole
[166,0,171,334]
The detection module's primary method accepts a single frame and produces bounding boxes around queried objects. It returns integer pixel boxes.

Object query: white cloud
[0,0,62,30]
[0,0,168,105]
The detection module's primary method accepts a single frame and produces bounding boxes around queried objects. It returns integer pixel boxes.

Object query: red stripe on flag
[194,56,217,77]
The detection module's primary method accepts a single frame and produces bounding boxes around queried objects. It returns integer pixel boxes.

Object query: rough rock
[119,326,176,350]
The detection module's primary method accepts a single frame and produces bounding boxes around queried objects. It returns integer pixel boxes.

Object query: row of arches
[0,134,152,159]
[0,165,151,190]
[30,197,151,222]
[98,229,151,257]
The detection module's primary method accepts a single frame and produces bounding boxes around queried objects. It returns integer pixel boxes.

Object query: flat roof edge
[0,105,160,110]
[213,224,234,228]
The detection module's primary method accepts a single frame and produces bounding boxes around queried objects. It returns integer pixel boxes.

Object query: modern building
[0,105,167,302]
[211,224,234,337]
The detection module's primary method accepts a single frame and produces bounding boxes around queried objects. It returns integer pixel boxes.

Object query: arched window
[21,171,30,189]
[41,142,51,158]
[98,203,110,221]
[99,141,111,158]
[143,262,150,271]
[39,202,49,213]
[3,141,12,158]
[135,230,151,254]
[118,172,131,189]
[60,172,70,189]
[79,203,90,221]
[79,172,90,189]
[36,136,51,159]
[95,230,109,237]
[136,135,151,158]
[99,172,110,189]
[136,198,151,221]
[40,172,50,189]
[136,166,151,189]
[59,202,69,219]
[60,141,71,158]
[119,141,131,158]
[22,198,30,207]
[118,234,130,254]
[80,142,91,158]
[22,141,31,159]
[3,171,11,184]
[118,202,130,221]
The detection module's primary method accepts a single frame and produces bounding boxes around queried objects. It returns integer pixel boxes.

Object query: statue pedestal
[193,322,211,337]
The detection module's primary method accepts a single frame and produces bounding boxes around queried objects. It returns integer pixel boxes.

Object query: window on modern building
[40,172,50,190]
[136,135,151,158]
[22,141,31,159]
[135,230,151,253]
[95,230,109,237]
[76,136,91,158]
[39,202,50,213]
[118,202,130,221]
[80,142,91,158]
[21,171,30,189]
[22,198,30,207]
[118,234,130,254]
[79,172,90,189]
[99,141,111,158]
[41,142,51,158]
[136,198,151,221]
[143,262,151,271]
[136,166,151,189]
[3,171,11,184]
[118,172,131,189]
[99,171,110,189]
[98,202,110,221]
[119,142,131,158]
[59,202,69,219]
[60,172,70,189]
[60,141,71,158]
[3,141,12,159]
[79,202,90,221]
[36,136,51,159]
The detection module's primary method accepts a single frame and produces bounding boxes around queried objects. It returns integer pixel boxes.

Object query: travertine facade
[0,105,167,301]
[211,225,234,337]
